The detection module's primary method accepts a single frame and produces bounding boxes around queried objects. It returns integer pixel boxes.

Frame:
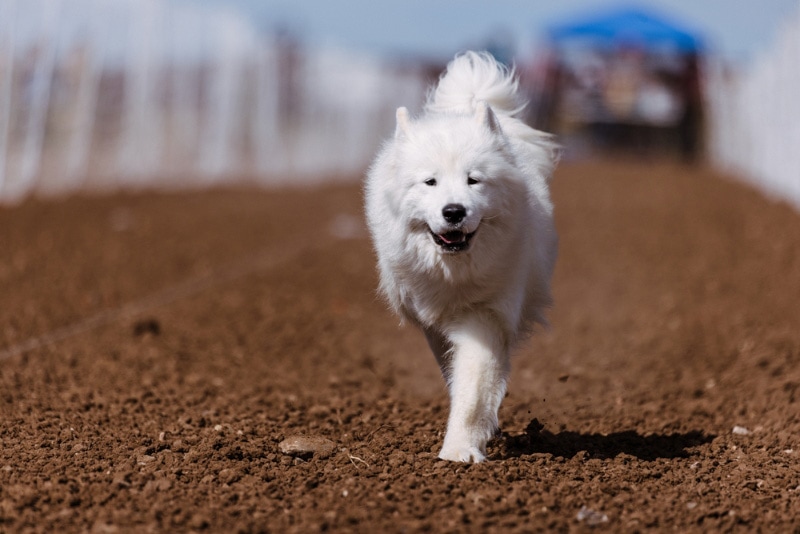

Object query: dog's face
[391,104,519,256]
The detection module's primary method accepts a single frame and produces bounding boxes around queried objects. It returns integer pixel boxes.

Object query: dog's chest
[399,269,496,327]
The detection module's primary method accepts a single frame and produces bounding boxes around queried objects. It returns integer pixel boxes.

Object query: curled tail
[425,51,525,117]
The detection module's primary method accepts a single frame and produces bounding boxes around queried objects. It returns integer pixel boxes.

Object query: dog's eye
[424,178,437,186]
[467,176,480,185]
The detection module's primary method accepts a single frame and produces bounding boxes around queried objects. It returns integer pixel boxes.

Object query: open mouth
[429,228,477,253]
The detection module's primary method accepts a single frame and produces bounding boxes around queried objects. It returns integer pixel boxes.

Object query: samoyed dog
[365,52,559,462]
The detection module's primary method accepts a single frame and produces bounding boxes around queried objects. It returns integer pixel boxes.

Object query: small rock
[576,506,609,526]
[743,479,764,491]
[732,426,751,436]
[279,434,336,459]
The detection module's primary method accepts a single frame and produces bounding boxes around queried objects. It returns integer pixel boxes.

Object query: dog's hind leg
[438,314,509,463]
[423,326,452,372]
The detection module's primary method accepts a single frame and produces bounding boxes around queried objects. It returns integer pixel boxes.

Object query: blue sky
[191,0,800,64]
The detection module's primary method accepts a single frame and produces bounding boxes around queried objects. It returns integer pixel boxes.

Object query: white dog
[365,52,559,462]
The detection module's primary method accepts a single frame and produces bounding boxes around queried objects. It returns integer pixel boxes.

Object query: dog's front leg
[438,315,509,463]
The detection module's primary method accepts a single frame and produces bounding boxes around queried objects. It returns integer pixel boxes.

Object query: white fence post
[200,13,240,178]
[16,0,61,202]
[0,0,17,200]
[116,0,163,183]
[252,41,281,177]
[64,0,106,187]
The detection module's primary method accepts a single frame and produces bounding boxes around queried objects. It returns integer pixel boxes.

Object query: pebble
[576,506,609,526]
[218,468,241,485]
[279,434,336,459]
[732,426,751,436]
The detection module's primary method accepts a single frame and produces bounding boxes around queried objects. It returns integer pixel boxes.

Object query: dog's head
[390,103,522,255]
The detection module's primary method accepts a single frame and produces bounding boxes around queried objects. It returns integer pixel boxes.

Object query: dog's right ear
[475,101,502,135]
[395,107,410,139]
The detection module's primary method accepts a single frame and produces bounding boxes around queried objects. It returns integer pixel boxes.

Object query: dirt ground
[1,160,799,533]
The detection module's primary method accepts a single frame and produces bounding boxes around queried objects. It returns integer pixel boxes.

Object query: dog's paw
[438,444,486,463]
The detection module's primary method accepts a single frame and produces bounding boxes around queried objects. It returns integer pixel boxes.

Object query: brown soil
[1,161,799,533]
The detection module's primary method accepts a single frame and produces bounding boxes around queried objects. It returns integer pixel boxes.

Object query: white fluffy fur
[365,52,559,462]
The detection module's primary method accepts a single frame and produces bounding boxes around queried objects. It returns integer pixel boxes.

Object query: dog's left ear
[395,107,411,139]
[475,101,502,135]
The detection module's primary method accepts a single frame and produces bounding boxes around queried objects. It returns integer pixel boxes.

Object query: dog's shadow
[497,419,715,461]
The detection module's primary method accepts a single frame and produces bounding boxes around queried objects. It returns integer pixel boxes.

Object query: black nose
[442,204,467,224]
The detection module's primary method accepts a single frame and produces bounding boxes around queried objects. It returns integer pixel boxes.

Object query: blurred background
[0,0,797,207]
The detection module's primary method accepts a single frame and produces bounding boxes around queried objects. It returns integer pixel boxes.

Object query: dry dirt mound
[1,161,799,532]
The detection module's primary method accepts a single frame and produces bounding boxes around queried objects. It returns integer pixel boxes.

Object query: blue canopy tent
[547,6,704,53]
[535,7,706,160]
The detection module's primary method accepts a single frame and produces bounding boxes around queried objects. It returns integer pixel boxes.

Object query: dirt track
[1,161,799,532]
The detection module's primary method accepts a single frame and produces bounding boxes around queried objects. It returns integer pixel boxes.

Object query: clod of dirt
[278,435,336,459]
[132,318,161,337]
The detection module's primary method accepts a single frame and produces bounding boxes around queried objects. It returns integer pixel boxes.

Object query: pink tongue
[439,231,464,244]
